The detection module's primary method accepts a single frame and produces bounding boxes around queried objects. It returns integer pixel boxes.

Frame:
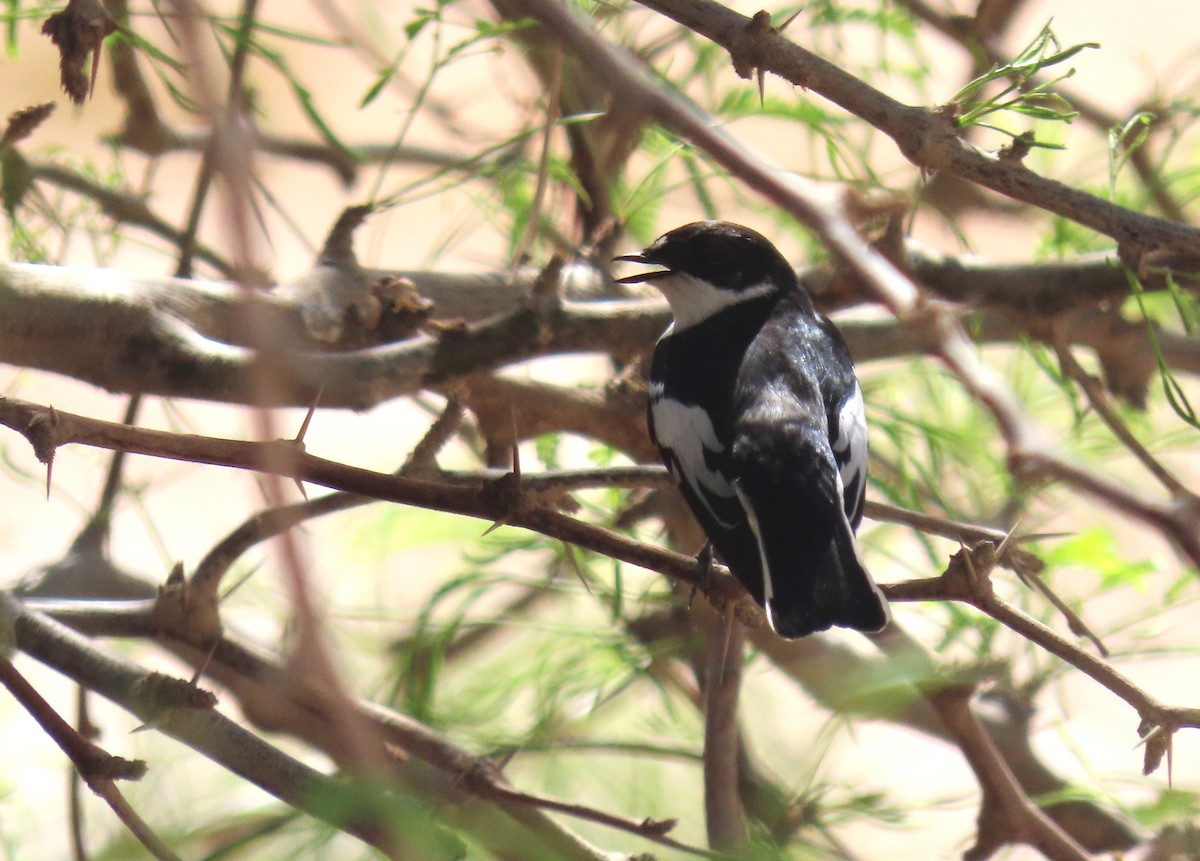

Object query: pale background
[0,1,1197,858]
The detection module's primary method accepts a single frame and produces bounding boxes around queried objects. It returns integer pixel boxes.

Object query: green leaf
[1041,528,1155,591]
[1131,788,1200,829]
[361,61,400,108]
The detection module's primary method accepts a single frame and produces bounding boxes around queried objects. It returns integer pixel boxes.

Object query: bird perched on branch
[616,221,889,638]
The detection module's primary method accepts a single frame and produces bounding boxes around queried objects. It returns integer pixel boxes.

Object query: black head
[615,221,797,292]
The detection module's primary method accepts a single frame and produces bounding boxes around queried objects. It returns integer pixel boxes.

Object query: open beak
[612,252,669,285]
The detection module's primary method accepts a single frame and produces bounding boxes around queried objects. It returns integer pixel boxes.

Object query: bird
[615,220,889,638]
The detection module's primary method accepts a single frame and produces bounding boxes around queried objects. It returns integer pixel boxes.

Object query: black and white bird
[616,220,889,638]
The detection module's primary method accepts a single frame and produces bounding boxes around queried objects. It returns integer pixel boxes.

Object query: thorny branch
[2,592,458,861]
[25,593,715,860]
[508,0,1200,571]
[6,393,1200,742]
[9,0,1200,858]
[0,654,179,861]
[632,0,1200,257]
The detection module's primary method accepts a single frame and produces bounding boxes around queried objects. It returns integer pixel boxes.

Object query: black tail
[765,518,889,639]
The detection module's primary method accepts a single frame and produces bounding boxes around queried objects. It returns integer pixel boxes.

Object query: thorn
[509,408,521,480]
[995,519,1024,583]
[714,611,735,688]
[41,405,61,501]
[562,542,592,595]
[290,389,321,499]
[482,412,522,536]
[187,639,220,687]
[958,540,980,588]
[776,8,802,31]
[494,748,518,771]
[1169,731,1174,788]
[295,387,322,444]
[995,519,1020,557]
[480,516,509,537]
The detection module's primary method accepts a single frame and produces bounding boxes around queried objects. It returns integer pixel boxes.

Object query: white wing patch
[830,382,867,506]
[733,480,773,605]
[650,391,737,528]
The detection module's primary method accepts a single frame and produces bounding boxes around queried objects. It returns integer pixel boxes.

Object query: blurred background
[2,1,1200,858]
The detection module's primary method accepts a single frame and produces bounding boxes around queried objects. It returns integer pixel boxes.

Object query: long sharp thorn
[715,612,735,687]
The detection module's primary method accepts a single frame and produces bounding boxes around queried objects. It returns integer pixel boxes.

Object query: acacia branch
[3,592,428,858]
[3,254,1198,410]
[29,595,712,860]
[510,0,1200,625]
[13,405,1152,853]
[869,624,1091,861]
[0,654,177,861]
[632,0,1200,256]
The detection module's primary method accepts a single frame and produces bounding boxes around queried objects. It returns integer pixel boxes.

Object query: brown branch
[31,595,711,860]
[450,770,716,858]
[88,783,183,861]
[0,394,759,624]
[868,624,1091,861]
[5,592,457,859]
[3,389,1193,676]
[887,542,1200,743]
[379,0,1200,578]
[36,580,1143,856]
[6,390,1199,795]
[0,653,182,861]
[191,399,467,600]
[68,686,96,861]
[633,0,1200,257]
[891,0,1189,222]
[0,653,146,782]
[751,619,1138,852]
[1051,332,1196,500]
[3,247,1199,409]
[700,617,747,853]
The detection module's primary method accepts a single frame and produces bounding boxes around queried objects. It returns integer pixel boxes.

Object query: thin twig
[870,624,1091,861]
[0,655,178,860]
[1051,330,1195,500]
[5,593,444,859]
[633,0,1200,256]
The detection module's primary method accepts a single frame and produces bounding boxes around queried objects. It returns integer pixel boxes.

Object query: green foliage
[1131,788,1200,830]
[951,23,1095,145]
[1126,268,1200,432]
[6,0,1200,858]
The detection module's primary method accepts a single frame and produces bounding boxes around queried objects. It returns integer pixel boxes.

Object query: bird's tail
[765,517,889,639]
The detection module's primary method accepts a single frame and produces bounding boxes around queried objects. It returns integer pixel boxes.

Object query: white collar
[653,272,777,333]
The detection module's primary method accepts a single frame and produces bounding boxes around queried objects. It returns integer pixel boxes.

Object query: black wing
[729,310,888,637]
[648,380,768,605]
[731,412,885,637]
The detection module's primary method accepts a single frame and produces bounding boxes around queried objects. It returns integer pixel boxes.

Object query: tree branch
[632,0,1200,256]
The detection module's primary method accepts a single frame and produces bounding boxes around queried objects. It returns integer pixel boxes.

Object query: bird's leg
[689,541,716,609]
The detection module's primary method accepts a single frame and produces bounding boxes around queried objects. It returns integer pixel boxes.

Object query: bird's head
[614,221,797,331]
